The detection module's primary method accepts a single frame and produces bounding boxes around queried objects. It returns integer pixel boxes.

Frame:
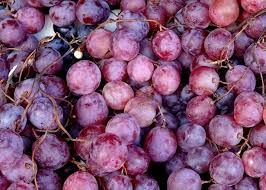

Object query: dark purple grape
[134,175,159,190]
[36,169,62,190]
[156,110,178,129]
[102,58,127,82]
[17,7,45,34]
[250,124,266,148]
[234,31,254,57]
[210,152,244,186]
[235,176,258,190]
[49,1,76,27]
[0,173,9,190]
[76,0,110,25]
[16,35,38,52]
[178,51,194,69]
[167,168,202,190]
[32,134,70,170]
[165,152,186,175]
[38,0,62,7]
[106,175,133,190]
[63,171,98,190]
[14,78,41,102]
[144,127,177,162]
[139,38,157,60]
[7,181,34,190]
[0,58,8,81]
[245,13,266,39]
[215,87,235,114]
[6,51,29,77]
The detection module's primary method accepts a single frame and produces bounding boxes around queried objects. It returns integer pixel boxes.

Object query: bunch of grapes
[0,0,266,189]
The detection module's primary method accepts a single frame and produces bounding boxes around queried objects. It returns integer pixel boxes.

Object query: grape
[26,0,43,8]
[76,0,110,25]
[167,168,202,190]
[165,152,186,175]
[178,51,194,69]
[241,0,266,13]
[86,28,112,59]
[106,175,133,190]
[245,13,266,39]
[189,66,220,96]
[121,0,146,13]
[204,28,234,60]
[209,0,239,27]
[49,1,76,27]
[186,146,215,174]
[176,123,206,152]
[136,86,162,105]
[14,78,41,102]
[182,2,210,29]
[181,29,206,56]
[127,55,154,83]
[34,47,63,75]
[210,152,244,186]
[152,63,181,95]
[36,169,62,190]
[191,54,217,71]
[28,97,63,130]
[106,0,120,5]
[88,133,128,173]
[17,7,45,34]
[66,60,101,95]
[215,87,235,114]
[16,35,38,52]
[244,43,266,74]
[134,174,160,190]
[124,96,156,127]
[250,124,266,148]
[234,91,264,127]
[101,58,127,82]
[144,3,167,29]
[0,18,26,47]
[38,0,62,7]
[106,113,140,144]
[208,115,243,148]
[124,145,150,175]
[75,92,108,127]
[0,130,24,170]
[186,95,216,126]
[117,11,149,41]
[53,24,77,40]
[156,110,178,129]
[9,0,29,10]
[144,127,177,162]
[234,31,254,57]
[75,125,105,160]
[1,154,35,183]
[152,29,181,61]
[0,103,27,133]
[111,29,140,61]
[208,184,234,190]
[225,65,256,94]
[200,0,215,6]
[139,38,157,60]
[163,94,186,114]
[0,173,9,190]
[260,175,266,190]
[32,134,70,170]
[44,38,68,54]
[39,75,68,99]
[242,147,266,178]
[0,58,8,81]
[7,181,35,190]
[180,85,195,103]
[159,0,184,17]
[6,51,29,77]
[63,171,98,190]
[235,176,259,190]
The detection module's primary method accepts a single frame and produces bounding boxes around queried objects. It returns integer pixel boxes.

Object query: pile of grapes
[0,0,266,189]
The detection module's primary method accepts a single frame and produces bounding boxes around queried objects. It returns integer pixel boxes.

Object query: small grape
[134,175,160,190]
[14,78,41,102]
[215,87,235,114]
[36,169,62,190]
[178,51,194,69]
[136,86,162,105]
[235,176,259,190]
[234,31,254,57]
[106,175,133,190]
[250,124,266,148]
[0,58,8,81]
[191,54,218,71]
[245,13,266,39]
[7,181,35,190]
[17,35,38,53]
[6,51,29,77]
[144,3,167,29]
[165,152,186,175]
[155,110,178,129]
[140,38,157,60]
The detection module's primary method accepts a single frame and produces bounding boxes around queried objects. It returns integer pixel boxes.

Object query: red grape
[167,168,202,190]
[191,54,219,71]
[241,0,266,13]
[144,127,177,162]
[37,169,62,190]
[86,28,112,59]
[7,181,35,190]
[140,38,157,60]
[210,152,244,186]
[121,0,146,13]
[176,123,206,152]
[63,171,98,190]
[76,0,110,25]
[144,3,167,29]
[26,0,43,8]
[165,152,186,175]
[124,145,150,175]
[189,66,220,96]
[17,7,45,34]
[242,147,266,178]
[234,31,254,57]
[159,0,184,17]
[32,134,70,170]
[66,60,101,95]
[250,124,266,148]
[124,96,157,127]
[49,1,76,27]
[245,13,266,39]
[156,110,178,129]
[101,58,127,82]
[209,0,239,27]
[182,2,210,29]
[208,184,234,190]
[106,113,140,144]
[127,55,154,83]
[234,91,264,127]
[106,175,133,190]
[152,29,181,61]
[88,133,128,173]
[152,63,181,95]
[75,92,108,127]
[225,65,256,94]
[260,175,266,190]
[136,86,162,105]
[14,78,41,102]
[6,51,29,77]
[204,28,235,60]
[134,174,159,190]
[235,176,259,190]
[186,95,216,126]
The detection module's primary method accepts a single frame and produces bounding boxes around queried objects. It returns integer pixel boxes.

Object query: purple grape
[0,173,9,190]
[16,35,38,53]
[38,0,62,7]
[6,51,29,77]
[106,175,133,190]
[235,176,258,190]
[101,58,127,82]
[208,184,234,190]
[36,169,62,190]
[14,78,41,102]
[134,175,160,190]
[7,181,34,190]
[0,58,8,81]
[165,152,186,175]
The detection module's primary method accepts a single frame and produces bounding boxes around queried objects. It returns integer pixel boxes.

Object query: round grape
[37,169,62,190]
[241,0,266,13]
[101,58,127,82]
[106,175,133,190]
[134,175,159,190]
[250,124,266,148]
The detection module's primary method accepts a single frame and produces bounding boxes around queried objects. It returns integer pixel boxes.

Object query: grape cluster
[0,0,266,189]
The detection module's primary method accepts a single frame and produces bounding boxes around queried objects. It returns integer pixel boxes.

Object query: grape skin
[134,174,160,190]
[14,78,41,102]
[235,176,259,190]
[208,184,234,190]
[120,0,146,13]
[36,169,62,190]
[260,175,266,190]
[101,58,127,82]
[159,0,184,17]
[7,181,35,190]
[245,13,266,39]
[0,173,9,190]
[234,31,254,57]
[250,124,266,148]
[241,0,266,13]
[165,152,186,175]
[144,3,167,29]
[106,175,133,190]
